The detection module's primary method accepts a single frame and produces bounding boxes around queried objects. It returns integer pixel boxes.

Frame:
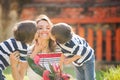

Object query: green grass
[4,65,76,80]
[4,65,120,80]
[3,67,29,80]
[5,74,29,80]
[63,65,76,78]
[99,66,120,80]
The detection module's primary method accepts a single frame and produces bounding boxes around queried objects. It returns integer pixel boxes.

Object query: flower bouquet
[27,57,71,80]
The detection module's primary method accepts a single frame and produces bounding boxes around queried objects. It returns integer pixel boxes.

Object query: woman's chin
[41,36,49,40]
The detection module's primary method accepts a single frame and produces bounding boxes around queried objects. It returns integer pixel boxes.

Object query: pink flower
[34,55,40,65]
[43,70,50,80]
[62,73,70,80]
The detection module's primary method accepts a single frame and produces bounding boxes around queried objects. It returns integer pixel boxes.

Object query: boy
[50,23,96,80]
[0,20,37,80]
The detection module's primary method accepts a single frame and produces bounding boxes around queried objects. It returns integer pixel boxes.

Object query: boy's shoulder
[72,34,84,40]
[1,37,15,43]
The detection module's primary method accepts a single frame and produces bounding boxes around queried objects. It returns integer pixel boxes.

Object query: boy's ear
[49,33,54,40]
[34,32,39,39]
[50,35,56,41]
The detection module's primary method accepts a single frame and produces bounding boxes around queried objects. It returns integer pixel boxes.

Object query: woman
[27,14,60,80]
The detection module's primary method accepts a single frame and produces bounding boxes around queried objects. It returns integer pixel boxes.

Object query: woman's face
[36,20,51,39]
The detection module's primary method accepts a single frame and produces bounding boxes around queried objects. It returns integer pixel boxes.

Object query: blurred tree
[0,0,32,42]
[0,0,11,41]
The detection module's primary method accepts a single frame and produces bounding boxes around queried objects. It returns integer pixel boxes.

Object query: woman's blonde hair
[35,14,53,27]
[35,14,55,52]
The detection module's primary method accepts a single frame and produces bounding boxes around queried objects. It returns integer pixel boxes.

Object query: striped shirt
[57,34,94,66]
[34,53,61,71]
[0,38,29,70]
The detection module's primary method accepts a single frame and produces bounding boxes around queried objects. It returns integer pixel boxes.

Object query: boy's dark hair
[13,20,37,43]
[51,23,72,44]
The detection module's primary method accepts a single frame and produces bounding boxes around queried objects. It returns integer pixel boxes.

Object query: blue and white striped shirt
[0,38,29,70]
[57,34,94,66]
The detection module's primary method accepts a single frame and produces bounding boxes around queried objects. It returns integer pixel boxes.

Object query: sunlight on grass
[63,64,76,78]
[101,66,120,80]
[5,74,29,80]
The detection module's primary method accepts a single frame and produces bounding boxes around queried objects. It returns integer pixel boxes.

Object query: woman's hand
[30,32,41,58]
[10,51,20,67]
[34,32,39,44]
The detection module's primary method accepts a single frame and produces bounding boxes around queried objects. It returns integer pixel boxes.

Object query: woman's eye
[46,26,50,29]
[37,27,42,30]
[47,27,50,29]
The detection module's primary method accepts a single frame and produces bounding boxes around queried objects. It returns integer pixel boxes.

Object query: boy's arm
[18,61,28,80]
[10,52,21,80]
[11,64,21,80]
[64,55,81,64]
[10,52,28,80]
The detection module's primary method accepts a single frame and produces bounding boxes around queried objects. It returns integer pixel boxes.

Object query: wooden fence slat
[106,30,112,61]
[78,26,85,38]
[87,28,94,48]
[96,29,103,61]
[115,28,120,61]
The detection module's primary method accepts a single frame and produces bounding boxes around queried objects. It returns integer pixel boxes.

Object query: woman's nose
[43,28,47,31]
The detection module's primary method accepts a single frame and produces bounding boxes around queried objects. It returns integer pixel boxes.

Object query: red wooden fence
[115,28,120,61]
[78,27,120,62]
[96,29,103,61]
[106,30,112,61]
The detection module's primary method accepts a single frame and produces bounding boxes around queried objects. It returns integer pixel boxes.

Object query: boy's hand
[64,55,81,64]
[64,58,73,64]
